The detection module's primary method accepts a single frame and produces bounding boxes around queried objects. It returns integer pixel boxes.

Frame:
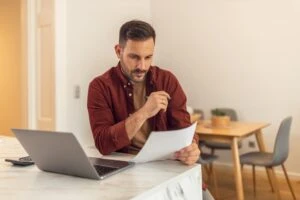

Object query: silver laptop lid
[12,129,102,180]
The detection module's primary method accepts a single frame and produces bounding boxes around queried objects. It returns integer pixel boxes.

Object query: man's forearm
[125,109,148,139]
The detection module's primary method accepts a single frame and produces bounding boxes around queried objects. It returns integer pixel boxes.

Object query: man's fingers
[160,98,168,106]
[156,99,168,112]
[180,145,193,153]
[143,91,171,117]
[184,156,198,165]
[177,155,199,165]
[146,91,170,113]
[179,143,199,154]
[157,91,171,99]
[175,143,200,165]
[185,159,196,165]
[154,91,171,100]
[177,150,200,158]
[149,93,169,106]
[176,152,199,160]
[176,147,200,157]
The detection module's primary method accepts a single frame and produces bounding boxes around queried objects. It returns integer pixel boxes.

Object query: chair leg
[210,148,215,155]
[210,163,219,200]
[202,165,209,183]
[252,165,256,197]
[266,167,275,192]
[208,162,213,175]
[282,164,296,200]
[269,167,281,200]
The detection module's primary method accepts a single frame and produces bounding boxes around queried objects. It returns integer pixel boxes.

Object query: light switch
[74,85,80,99]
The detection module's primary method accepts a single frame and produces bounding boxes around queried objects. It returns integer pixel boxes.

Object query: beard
[131,69,147,82]
[120,61,148,83]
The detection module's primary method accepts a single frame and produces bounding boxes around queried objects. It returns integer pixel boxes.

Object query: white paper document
[131,123,197,163]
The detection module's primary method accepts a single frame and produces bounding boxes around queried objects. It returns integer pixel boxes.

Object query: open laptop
[12,129,134,180]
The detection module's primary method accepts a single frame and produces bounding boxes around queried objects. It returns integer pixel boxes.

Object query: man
[87,20,200,165]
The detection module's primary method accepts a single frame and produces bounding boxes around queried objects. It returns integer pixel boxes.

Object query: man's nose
[137,59,146,70]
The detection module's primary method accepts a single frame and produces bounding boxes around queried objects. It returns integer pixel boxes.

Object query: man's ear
[114,44,122,59]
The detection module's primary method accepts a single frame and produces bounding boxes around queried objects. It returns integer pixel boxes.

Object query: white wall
[55,0,151,145]
[54,0,300,174]
[151,0,300,175]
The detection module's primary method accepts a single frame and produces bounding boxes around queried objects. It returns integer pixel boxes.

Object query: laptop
[12,129,134,180]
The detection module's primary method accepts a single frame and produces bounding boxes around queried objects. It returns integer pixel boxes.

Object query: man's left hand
[175,142,200,165]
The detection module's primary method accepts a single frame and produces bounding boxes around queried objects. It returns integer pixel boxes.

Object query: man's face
[115,38,154,83]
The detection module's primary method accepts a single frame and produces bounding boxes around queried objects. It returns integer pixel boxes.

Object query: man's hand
[175,142,200,165]
[125,91,170,139]
[141,91,171,118]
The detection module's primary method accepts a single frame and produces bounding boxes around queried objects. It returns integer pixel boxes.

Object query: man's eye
[129,55,139,59]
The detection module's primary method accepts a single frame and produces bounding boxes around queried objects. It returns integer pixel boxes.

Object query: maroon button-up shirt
[87,63,198,155]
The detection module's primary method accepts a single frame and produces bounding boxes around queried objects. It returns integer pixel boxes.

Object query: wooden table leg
[231,137,244,200]
[255,130,281,199]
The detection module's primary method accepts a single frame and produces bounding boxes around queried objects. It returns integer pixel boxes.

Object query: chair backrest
[272,116,293,165]
[216,108,238,121]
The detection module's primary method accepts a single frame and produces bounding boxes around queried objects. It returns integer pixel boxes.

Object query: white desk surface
[0,136,202,200]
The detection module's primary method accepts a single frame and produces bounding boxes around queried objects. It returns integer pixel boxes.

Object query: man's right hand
[125,91,170,140]
[141,91,171,118]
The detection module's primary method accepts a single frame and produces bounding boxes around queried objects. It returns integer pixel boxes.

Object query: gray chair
[240,116,296,199]
[197,152,219,199]
[204,108,242,153]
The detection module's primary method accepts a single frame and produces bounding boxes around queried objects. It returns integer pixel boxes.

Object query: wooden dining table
[195,120,276,200]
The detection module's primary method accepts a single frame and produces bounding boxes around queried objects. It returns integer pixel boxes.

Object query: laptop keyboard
[94,165,118,176]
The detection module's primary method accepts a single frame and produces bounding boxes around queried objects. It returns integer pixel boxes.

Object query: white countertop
[0,136,202,200]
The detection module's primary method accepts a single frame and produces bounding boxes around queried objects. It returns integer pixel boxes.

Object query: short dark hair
[119,20,156,47]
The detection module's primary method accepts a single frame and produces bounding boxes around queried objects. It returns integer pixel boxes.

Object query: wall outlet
[74,85,80,99]
[248,141,256,148]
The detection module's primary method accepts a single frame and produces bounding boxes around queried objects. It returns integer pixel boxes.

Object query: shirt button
[123,85,127,88]
[128,93,132,97]
[128,82,131,86]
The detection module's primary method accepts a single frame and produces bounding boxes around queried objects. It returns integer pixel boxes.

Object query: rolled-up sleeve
[87,79,130,155]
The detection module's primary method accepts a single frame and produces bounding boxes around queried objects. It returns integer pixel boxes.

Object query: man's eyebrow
[128,53,153,59]
[128,53,138,56]
[128,53,140,57]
